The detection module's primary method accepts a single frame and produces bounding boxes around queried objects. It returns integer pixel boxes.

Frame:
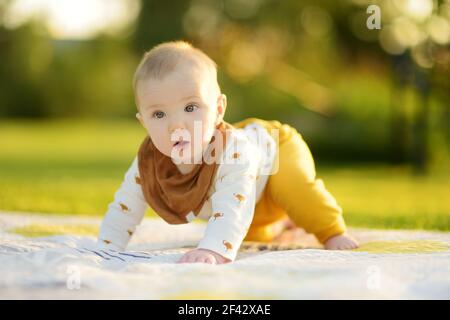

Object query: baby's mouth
[173,140,190,148]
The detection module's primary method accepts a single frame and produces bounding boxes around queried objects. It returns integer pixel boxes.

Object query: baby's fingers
[177,252,193,263]
[197,255,216,264]
[177,250,218,264]
[177,254,187,263]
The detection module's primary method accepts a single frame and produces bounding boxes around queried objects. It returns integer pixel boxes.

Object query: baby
[97,40,358,264]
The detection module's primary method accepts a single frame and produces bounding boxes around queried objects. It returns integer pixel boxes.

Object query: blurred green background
[0,0,449,231]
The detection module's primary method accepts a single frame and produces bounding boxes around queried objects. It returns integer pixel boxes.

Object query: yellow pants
[232,118,347,244]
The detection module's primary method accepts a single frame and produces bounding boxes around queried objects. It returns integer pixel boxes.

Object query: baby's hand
[324,232,359,250]
[177,248,231,264]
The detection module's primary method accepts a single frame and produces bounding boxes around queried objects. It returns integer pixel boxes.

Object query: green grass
[0,119,154,216]
[353,240,450,254]
[0,120,449,231]
[11,223,99,237]
[319,165,450,231]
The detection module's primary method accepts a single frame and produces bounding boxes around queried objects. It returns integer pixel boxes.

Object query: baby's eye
[152,111,165,119]
[184,104,198,113]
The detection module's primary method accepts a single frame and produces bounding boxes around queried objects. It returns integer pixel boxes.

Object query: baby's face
[136,63,226,164]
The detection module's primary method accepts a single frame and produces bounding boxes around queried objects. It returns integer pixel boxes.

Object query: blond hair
[133,40,220,105]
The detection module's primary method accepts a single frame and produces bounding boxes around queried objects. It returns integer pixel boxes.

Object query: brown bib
[137,121,234,224]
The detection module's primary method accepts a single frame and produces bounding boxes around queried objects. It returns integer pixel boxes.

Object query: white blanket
[0,212,449,299]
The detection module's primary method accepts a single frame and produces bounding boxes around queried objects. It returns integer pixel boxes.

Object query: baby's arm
[180,135,259,263]
[97,157,148,251]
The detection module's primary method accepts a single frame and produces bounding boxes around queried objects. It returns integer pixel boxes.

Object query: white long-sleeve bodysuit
[97,122,277,261]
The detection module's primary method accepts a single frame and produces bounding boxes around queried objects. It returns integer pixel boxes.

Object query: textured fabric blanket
[1,211,449,299]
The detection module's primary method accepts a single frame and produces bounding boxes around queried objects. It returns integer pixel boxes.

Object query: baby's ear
[136,112,144,126]
[217,94,227,116]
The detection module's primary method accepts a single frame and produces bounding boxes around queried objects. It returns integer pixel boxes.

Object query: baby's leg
[244,186,290,243]
[323,232,359,250]
[266,122,358,249]
[271,218,319,246]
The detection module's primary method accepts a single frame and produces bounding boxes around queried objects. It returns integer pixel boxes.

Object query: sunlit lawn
[0,120,448,231]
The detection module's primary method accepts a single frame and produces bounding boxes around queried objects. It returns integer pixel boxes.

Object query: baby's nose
[169,120,186,132]
[170,127,190,140]
[170,127,187,135]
